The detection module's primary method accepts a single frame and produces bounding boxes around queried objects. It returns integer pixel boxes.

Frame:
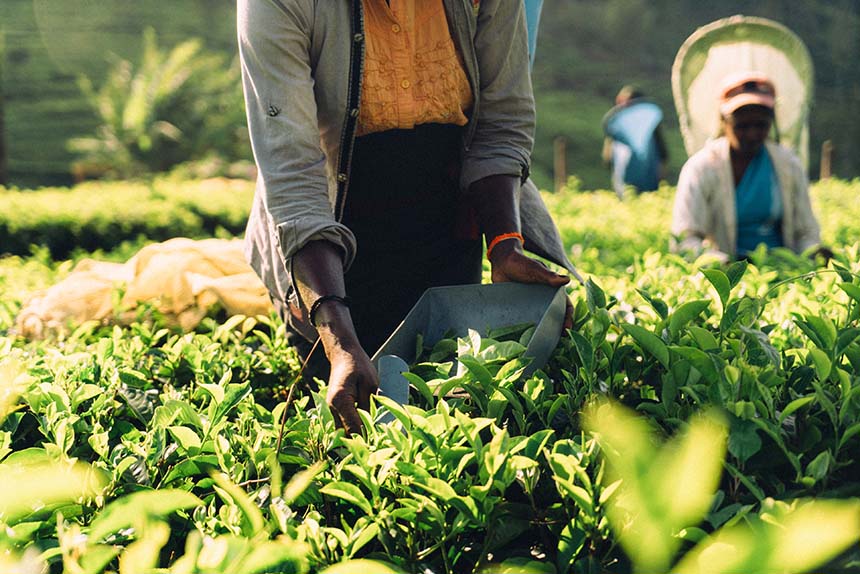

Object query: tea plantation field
[1,178,860,573]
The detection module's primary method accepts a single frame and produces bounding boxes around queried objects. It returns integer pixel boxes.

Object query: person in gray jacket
[238,0,578,433]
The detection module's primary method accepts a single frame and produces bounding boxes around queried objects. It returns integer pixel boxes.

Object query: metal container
[372,283,568,415]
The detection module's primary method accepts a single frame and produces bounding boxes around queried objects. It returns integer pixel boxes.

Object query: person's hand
[810,245,834,265]
[490,239,573,330]
[326,342,378,436]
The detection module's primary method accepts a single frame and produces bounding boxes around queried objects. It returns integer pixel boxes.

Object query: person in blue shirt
[671,72,829,261]
[602,86,669,197]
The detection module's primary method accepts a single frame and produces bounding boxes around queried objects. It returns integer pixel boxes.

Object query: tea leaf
[557,522,587,571]
[637,289,669,320]
[320,482,373,515]
[669,300,710,339]
[688,326,719,351]
[236,538,310,574]
[739,326,781,368]
[839,422,860,449]
[675,499,860,574]
[319,559,405,574]
[479,341,526,362]
[282,461,325,505]
[838,282,860,303]
[670,346,720,385]
[778,396,815,425]
[622,324,670,368]
[167,426,201,453]
[119,521,170,574]
[808,348,832,381]
[458,355,494,387]
[702,268,731,309]
[835,327,860,358]
[89,489,202,541]
[569,331,595,374]
[805,450,832,483]
[728,417,762,464]
[585,278,606,312]
[725,260,749,288]
[413,477,458,502]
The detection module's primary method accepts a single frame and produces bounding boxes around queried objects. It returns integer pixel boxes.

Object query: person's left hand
[490,240,573,330]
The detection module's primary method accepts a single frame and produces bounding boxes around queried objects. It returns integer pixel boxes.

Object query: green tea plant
[2,180,860,572]
[583,400,860,574]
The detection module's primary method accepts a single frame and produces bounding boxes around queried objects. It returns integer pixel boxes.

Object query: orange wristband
[486,232,524,261]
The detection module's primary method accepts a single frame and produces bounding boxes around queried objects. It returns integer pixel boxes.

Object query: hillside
[530,0,860,189]
[1,0,858,190]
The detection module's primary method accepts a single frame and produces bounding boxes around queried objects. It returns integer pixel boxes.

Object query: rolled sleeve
[460,0,535,190]
[238,0,356,270]
[275,216,357,271]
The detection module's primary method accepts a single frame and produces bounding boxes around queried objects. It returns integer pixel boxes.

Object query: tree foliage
[68,28,248,179]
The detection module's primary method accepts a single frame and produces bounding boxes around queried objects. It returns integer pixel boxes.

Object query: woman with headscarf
[671,72,827,262]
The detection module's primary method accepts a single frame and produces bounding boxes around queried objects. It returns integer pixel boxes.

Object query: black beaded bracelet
[308,294,352,327]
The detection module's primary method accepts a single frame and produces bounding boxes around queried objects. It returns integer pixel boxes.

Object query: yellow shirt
[357,0,474,136]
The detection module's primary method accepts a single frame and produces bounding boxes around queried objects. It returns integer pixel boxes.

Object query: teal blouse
[735,147,783,256]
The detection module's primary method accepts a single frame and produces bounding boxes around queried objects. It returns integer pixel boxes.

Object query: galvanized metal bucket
[372,283,568,417]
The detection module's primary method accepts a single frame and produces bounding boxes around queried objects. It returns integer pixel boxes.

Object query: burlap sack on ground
[15,238,273,338]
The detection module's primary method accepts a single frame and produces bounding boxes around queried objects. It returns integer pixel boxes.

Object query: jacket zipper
[334,0,365,222]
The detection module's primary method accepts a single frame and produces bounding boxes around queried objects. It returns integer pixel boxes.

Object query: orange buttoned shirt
[357,0,474,136]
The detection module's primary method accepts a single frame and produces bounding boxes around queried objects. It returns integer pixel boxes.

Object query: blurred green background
[1,0,858,190]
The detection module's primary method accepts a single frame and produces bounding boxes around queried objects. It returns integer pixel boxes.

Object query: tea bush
[0,178,254,258]
[2,179,860,573]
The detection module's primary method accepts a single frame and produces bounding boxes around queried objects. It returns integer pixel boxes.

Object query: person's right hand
[326,342,378,436]
[292,241,379,435]
[489,239,573,330]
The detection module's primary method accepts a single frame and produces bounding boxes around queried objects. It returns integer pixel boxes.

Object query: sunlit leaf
[89,489,202,542]
[0,459,105,525]
[674,499,860,574]
[808,348,832,381]
[282,461,325,505]
[702,268,731,309]
[320,482,373,515]
[318,559,406,574]
[212,473,266,537]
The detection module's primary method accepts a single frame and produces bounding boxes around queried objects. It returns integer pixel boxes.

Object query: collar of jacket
[335,0,480,222]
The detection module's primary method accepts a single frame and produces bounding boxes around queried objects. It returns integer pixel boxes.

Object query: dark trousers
[286,124,482,376]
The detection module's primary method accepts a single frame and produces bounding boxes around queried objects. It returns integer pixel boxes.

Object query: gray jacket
[238,0,579,310]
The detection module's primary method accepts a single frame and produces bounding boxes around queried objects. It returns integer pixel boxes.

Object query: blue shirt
[735,147,783,256]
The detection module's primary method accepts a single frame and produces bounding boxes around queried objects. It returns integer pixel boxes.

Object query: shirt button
[391,24,401,33]
[337,173,348,183]
[400,79,411,89]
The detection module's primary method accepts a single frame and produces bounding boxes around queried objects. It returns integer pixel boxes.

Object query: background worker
[671,72,828,262]
[602,85,669,197]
